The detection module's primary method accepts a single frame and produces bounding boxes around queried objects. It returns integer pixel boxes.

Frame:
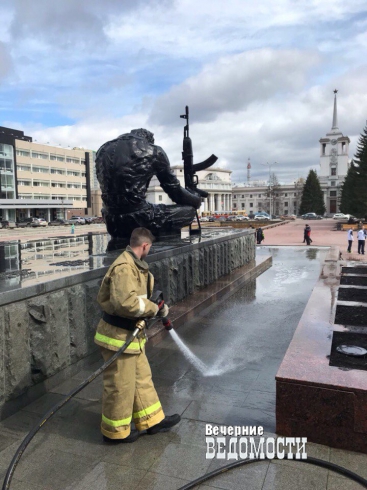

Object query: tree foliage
[340,123,367,218]
[299,169,326,215]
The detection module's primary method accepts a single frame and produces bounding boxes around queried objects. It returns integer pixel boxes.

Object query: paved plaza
[1,245,366,489]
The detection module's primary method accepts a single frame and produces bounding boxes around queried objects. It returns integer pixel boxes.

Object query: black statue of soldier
[96,128,207,238]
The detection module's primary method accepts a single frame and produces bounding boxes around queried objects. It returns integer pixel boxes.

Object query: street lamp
[261,162,277,217]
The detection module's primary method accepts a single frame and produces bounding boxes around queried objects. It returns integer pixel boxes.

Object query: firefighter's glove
[157,304,169,318]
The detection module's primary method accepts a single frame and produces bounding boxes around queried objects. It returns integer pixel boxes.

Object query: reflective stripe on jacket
[94,246,158,353]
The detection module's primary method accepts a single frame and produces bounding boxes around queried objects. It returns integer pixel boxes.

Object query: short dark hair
[130,227,155,247]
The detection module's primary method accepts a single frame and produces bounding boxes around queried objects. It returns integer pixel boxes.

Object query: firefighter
[94,227,181,442]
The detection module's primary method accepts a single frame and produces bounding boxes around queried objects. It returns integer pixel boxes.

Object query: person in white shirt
[357,228,366,255]
[347,228,354,253]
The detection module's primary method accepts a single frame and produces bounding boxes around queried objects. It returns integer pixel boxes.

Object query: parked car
[48,219,68,226]
[31,218,48,227]
[0,220,16,229]
[225,216,237,221]
[254,215,270,221]
[208,217,216,222]
[84,216,95,224]
[333,213,348,220]
[16,217,38,227]
[302,213,322,220]
[68,216,86,225]
[281,214,296,220]
[254,212,271,218]
[235,216,249,221]
[200,216,209,222]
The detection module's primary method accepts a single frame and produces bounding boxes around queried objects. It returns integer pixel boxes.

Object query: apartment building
[0,126,94,222]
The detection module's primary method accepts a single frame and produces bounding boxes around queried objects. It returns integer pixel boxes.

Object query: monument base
[276,247,367,454]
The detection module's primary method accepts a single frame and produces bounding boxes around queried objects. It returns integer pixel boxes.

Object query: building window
[342,142,346,153]
[32,151,48,159]
[33,166,50,173]
[331,181,336,186]
[258,194,261,198]
[51,182,66,188]
[17,165,31,172]
[66,157,80,164]
[331,167,336,176]
[67,183,81,189]
[50,154,65,162]
[33,180,50,187]
[241,203,245,209]
[233,203,237,208]
[250,203,253,208]
[294,193,297,197]
[284,193,287,197]
[250,194,252,198]
[322,143,326,155]
[18,180,31,186]
[159,195,162,201]
[67,170,80,177]
[16,149,30,157]
[233,195,237,199]
[241,195,244,198]
[330,191,337,197]
[284,202,288,207]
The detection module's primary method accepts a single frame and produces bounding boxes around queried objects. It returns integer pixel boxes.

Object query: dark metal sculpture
[96,111,217,239]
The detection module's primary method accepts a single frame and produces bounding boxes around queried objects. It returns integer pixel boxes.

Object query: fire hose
[2,290,367,490]
[2,291,172,490]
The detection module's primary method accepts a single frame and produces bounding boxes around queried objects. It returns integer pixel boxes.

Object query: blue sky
[1,0,367,183]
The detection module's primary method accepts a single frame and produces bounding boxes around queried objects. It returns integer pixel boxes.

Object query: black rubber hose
[176,456,367,489]
[1,326,141,490]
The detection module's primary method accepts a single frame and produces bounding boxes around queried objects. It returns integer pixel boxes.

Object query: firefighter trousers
[100,346,165,439]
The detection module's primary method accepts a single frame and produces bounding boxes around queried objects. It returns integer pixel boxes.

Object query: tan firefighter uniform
[94,245,165,439]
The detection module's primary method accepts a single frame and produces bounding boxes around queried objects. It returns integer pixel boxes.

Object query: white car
[333,213,348,220]
[254,215,270,221]
[69,216,86,225]
[31,218,48,227]
[200,216,209,222]
[235,216,249,221]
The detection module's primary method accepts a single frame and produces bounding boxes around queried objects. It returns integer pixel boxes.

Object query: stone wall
[0,230,254,418]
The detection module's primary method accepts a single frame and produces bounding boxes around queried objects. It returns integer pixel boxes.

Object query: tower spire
[332,89,339,131]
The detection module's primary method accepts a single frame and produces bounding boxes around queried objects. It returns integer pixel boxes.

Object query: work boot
[147,414,181,435]
[103,429,140,444]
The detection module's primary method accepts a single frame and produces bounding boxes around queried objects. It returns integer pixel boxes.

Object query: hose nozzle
[162,317,173,331]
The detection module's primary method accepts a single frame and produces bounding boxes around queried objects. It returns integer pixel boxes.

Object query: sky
[1,0,367,184]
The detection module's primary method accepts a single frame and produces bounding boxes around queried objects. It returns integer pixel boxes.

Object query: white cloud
[0,41,13,81]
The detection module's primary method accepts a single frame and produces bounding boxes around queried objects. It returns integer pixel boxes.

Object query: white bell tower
[318,90,350,214]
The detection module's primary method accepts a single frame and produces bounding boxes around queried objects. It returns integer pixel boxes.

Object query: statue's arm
[154,147,201,209]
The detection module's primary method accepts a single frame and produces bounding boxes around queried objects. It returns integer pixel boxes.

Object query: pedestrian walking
[347,227,354,253]
[71,224,75,234]
[357,228,366,255]
[94,227,180,442]
[256,227,264,244]
[304,224,312,245]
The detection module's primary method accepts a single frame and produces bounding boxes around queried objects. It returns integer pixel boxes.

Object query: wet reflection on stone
[0,228,245,291]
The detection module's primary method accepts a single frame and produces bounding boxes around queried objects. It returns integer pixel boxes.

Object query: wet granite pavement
[1,247,366,489]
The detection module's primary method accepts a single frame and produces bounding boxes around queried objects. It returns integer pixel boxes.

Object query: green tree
[340,162,359,215]
[340,123,367,217]
[299,169,326,215]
